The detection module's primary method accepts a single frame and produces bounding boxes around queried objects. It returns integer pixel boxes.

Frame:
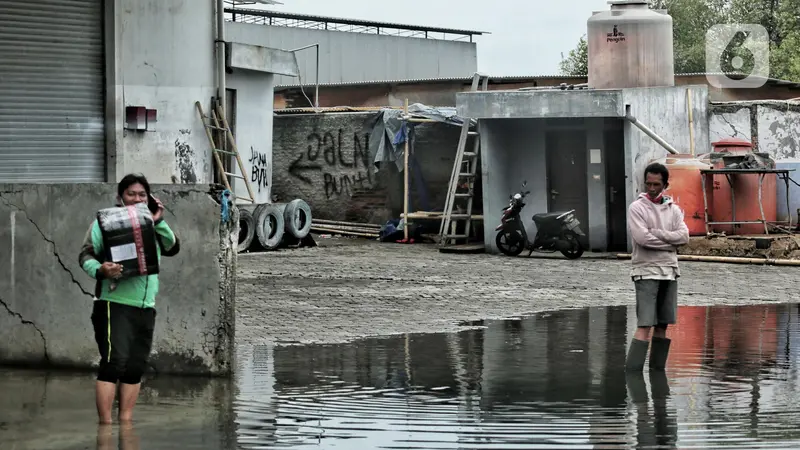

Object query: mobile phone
[147,194,159,214]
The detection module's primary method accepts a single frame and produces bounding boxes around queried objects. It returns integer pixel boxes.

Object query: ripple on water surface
[235,303,800,449]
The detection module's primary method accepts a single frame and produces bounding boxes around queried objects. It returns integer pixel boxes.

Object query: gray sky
[245,0,611,76]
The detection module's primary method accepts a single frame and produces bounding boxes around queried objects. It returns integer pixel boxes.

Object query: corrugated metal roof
[226,8,488,36]
[276,106,402,114]
[275,74,588,90]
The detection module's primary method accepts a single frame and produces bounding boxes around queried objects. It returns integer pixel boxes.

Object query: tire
[560,231,585,259]
[283,199,313,239]
[254,203,285,251]
[495,228,525,257]
[237,208,256,253]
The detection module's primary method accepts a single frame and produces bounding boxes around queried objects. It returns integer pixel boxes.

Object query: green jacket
[79,216,180,309]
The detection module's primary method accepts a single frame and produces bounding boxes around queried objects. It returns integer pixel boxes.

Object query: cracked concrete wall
[0,183,237,376]
[709,101,800,160]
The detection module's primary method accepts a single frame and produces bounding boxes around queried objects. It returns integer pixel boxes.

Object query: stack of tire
[237,199,313,252]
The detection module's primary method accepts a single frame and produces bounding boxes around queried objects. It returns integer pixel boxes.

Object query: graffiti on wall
[248,146,270,192]
[288,129,373,199]
[175,130,197,184]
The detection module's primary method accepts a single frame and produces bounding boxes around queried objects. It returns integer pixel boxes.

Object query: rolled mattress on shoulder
[97,203,160,278]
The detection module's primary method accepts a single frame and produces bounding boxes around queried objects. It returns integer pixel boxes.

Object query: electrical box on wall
[124,106,157,132]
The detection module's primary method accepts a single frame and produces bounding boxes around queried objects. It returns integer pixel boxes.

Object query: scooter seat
[532,212,566,222]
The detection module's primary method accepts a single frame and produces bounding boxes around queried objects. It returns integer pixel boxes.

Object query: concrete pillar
[586,118,608,251]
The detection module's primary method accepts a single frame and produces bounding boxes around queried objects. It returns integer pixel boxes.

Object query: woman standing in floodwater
[78,173,181,424]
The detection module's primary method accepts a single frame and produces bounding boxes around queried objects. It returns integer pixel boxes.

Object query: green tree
[558,35,588,76]
[558,0,800,81]
[771,0,800,80]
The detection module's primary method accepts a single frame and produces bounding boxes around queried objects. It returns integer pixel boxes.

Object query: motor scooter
[494,181,587,259]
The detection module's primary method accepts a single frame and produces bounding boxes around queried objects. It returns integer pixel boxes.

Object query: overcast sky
[243,0,611,76]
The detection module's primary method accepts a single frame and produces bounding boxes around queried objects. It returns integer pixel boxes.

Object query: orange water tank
[650,154,713,236]
[707,139,777,235]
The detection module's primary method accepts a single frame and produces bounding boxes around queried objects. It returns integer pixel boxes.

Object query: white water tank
[587,0,675,89]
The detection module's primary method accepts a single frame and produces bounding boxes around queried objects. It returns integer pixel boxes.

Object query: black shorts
[91,300,156,384]
[634,279,678,328]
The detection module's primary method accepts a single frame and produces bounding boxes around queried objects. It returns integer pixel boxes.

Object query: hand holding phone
[148,194,164,221]
[147,193,159,214]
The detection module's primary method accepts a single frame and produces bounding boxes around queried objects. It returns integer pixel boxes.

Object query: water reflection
[236,303,800,449]
[0,370,234,450]
[3,304,800,449]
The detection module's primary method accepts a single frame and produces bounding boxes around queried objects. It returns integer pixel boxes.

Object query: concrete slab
[456,89,624,119]
[227,42,299,76]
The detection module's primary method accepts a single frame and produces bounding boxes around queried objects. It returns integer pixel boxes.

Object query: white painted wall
[621,86,710,204]
[757,106,800,160]
[479,119,548,253]
[227,70,276,204]
[109,0,217,184]
[708,101,800,160]
[225,22,478,86]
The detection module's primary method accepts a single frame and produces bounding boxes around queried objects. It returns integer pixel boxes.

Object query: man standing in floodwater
[625,162,690,372]
[79,174,180,424]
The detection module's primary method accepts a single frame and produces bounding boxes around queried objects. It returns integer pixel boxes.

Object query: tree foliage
[558,35,588,77]
[558,0,800,81]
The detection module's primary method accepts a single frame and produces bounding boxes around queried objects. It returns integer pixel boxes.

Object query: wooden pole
[616,253,800,266]
[312,219,382,229]
[310,227,379,238]
[687,89,696,156]
[403,98,410,241]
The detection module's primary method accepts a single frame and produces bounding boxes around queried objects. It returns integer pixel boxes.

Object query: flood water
[4,304,800,449]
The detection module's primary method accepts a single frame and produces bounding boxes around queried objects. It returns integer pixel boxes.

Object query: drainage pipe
[216,0,226,115]
[624,105,679,155]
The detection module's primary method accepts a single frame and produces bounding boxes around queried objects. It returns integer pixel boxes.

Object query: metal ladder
[195,101,255,203]
[439,73,490,246]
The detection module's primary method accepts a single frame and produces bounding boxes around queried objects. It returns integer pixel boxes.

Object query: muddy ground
[236,237,799,346]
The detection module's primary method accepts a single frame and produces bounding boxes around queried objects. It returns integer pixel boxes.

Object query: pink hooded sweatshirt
[627,192,690,275]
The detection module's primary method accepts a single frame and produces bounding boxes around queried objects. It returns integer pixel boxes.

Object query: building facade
[274,74,800,110]
[0,0,287,204]
[225,8,482,87]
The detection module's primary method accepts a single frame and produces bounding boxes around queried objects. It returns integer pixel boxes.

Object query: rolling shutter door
[0,0,105,182]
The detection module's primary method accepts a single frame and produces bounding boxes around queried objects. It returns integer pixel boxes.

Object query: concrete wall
[108,0,217,184]
[271,112,461,224]
[226,22,478,87]
[0,183,237,376]
[709,101,800,160]
[275,74,800,110]
[621,86,711,205]
[479,119,548,253]
[459,85,710,253]
[776,160,800,223]
[228,70,276,205]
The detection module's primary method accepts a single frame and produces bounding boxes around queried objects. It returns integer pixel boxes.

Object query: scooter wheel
[560,231,584,259]
[496,229,525,257]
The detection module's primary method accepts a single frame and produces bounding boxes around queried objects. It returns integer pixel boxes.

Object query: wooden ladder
[439,73,490,246]
[195,100,256,203]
